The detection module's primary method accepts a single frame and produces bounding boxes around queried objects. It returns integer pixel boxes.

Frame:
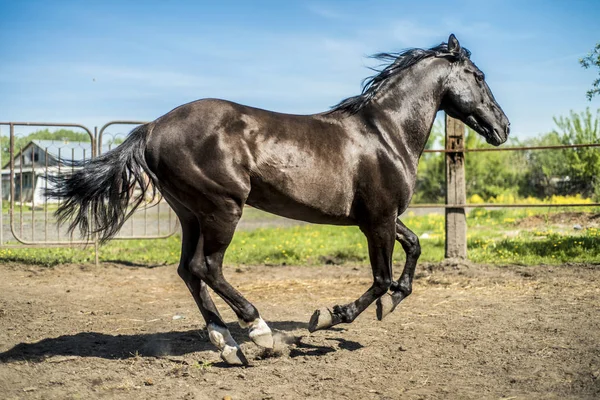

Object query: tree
[522,131,563,198]
[525,108,600,200]
[414,121,445,203]
[580,42,600,100]
[463,128,528,201]
[412,109,600,204]
[552,108,600,199]
[414,121,529,203]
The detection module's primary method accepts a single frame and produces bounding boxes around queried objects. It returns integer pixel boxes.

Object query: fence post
[445,115,467,258]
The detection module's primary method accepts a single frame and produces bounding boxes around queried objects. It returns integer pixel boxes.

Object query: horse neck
[360,58,449,163]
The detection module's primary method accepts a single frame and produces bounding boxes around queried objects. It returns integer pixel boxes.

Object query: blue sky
[1,0,599,139]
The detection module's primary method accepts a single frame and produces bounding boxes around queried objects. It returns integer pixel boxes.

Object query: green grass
[469,232,599,264]
[226,223,445,265]
[0,238,178,267]
[465,207,600,264]
[0,207,598,267]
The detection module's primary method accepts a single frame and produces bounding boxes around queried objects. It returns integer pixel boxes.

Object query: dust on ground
[516,211,600,230]
[0,260,599,399]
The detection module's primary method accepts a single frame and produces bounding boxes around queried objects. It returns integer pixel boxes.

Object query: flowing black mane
[331,42,471,114]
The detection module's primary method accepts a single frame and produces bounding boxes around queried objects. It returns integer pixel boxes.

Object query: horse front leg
[376,219,421,320]
[309,220,396,332]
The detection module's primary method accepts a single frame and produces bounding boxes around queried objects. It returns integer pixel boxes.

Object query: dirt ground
[0,260,599,400]
[516,211,600,230]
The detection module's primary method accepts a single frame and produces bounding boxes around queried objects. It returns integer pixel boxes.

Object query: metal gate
[0,121,178,260]
[0,122,96,247]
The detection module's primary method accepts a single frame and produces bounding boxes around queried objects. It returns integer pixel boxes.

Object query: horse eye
[475,73,484,82]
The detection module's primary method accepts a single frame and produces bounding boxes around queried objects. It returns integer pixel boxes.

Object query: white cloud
[306,3,348,20]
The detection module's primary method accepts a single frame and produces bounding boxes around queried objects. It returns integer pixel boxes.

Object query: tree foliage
[414,122,528,203]
[415,108,600,203]
[580,42,600,100]
[464,130,528,200]
[413,121,445,203]
[528,108,600,199]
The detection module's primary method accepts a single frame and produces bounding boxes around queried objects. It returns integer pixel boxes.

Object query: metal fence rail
[0,121,178,264]
[1,117,597,263]
[423,143,600,153]
[409,202,600,208]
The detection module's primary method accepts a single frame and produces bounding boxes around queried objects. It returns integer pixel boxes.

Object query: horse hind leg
[184,271,248,365]
[202,294,248,365]
[376,219,421,320]
[188,199,274,350]
[309,219,395,331]
[166,194,247,365]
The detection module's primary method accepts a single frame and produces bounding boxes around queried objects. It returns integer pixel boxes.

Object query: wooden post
[445,115,467,259]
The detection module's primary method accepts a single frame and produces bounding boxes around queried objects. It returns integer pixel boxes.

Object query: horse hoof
[221,344,249,366]
[308,308,333,332]
[376,293,395,321]
[250,331,274,349]
[248,318,274,349]
[208,323,248,365]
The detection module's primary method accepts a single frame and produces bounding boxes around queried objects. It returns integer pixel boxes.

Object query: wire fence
[413,142,600,209]
[1,118,598,262]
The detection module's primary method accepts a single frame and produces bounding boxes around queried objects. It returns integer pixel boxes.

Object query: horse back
[146,99,410,225]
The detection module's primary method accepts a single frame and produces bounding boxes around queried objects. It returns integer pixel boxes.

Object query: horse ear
[448,34,461,54]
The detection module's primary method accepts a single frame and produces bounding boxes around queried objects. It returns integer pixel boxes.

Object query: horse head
[440,34,510,146]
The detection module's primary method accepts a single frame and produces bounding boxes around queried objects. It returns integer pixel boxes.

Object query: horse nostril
[505,123,510,135]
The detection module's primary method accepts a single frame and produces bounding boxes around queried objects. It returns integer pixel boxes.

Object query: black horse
[49,34,509,365]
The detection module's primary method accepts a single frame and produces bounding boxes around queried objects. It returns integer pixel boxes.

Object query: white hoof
[308,308,333,332]
[220,344,248,366]
[207,323,248,365]
[376,293,395,321]
[240,317,274,349]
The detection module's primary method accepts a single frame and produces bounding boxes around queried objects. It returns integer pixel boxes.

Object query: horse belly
[246,167,355,225]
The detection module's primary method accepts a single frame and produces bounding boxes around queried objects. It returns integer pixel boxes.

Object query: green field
[0,206,598,267]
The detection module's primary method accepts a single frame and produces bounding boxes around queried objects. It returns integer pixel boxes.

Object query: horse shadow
[0,320,362,364]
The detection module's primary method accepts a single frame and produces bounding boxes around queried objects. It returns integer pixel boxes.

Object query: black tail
[46,124,158,243]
